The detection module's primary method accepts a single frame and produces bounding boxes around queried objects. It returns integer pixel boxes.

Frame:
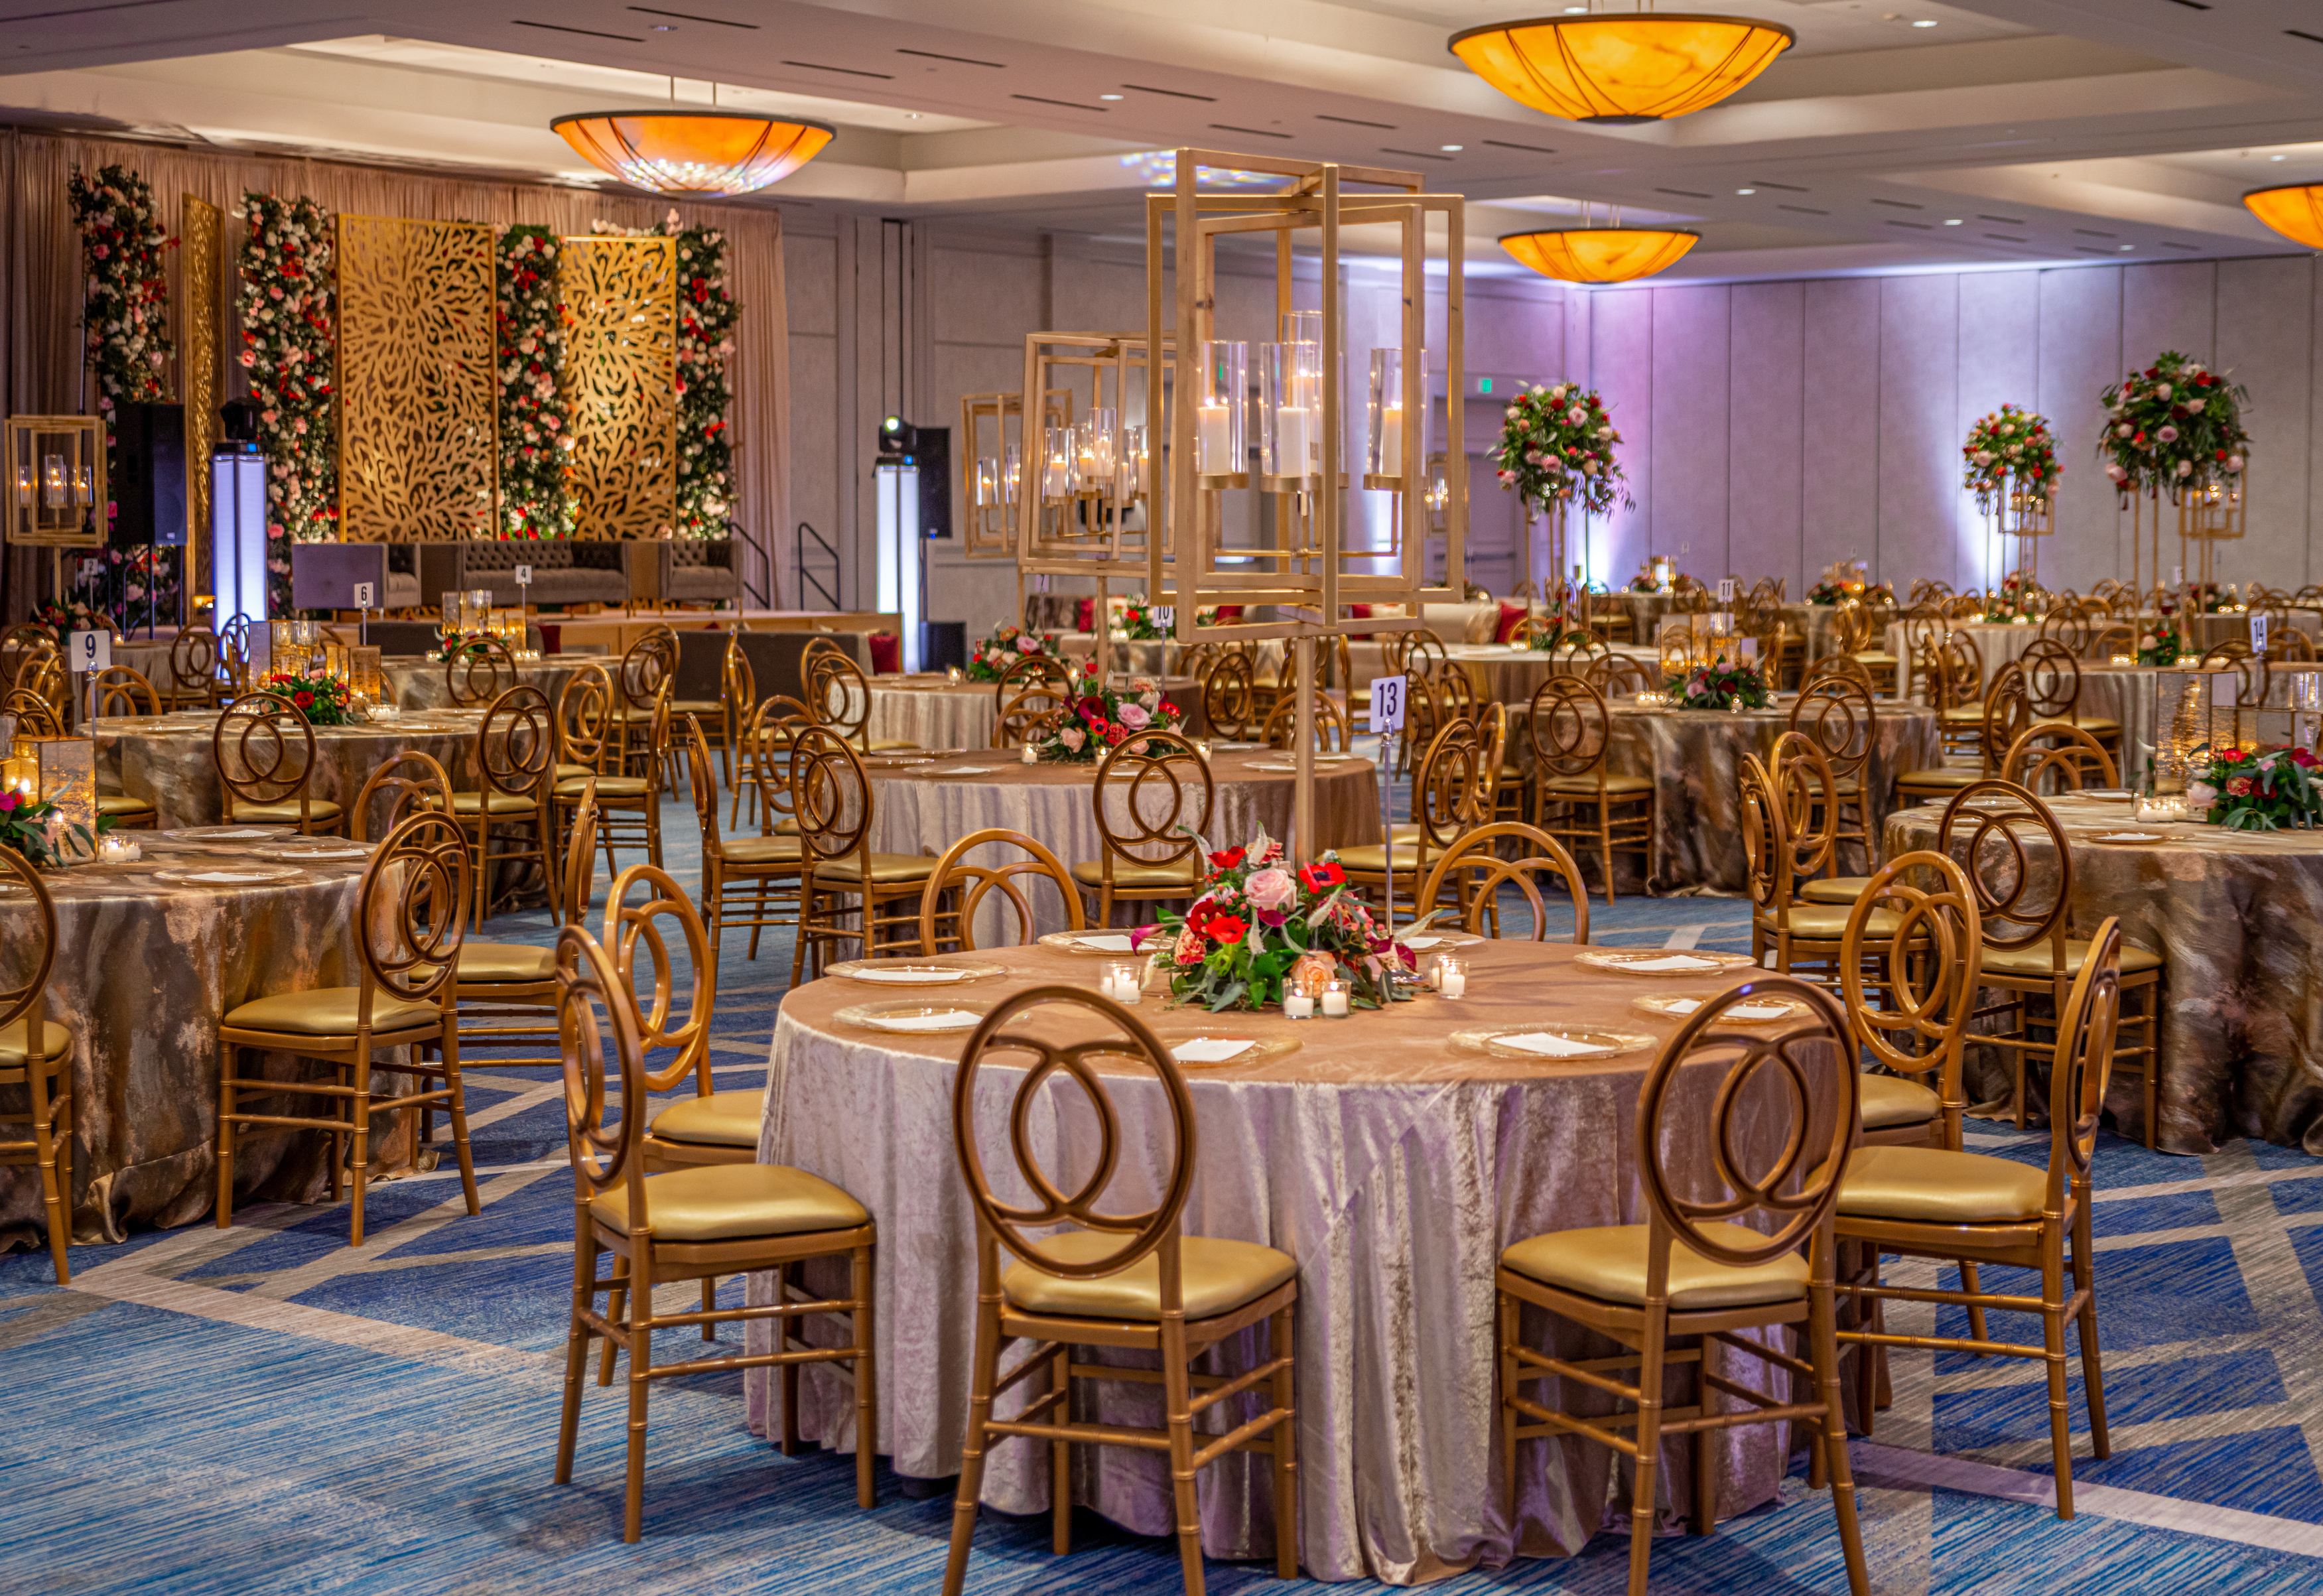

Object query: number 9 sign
[69,630,111,673]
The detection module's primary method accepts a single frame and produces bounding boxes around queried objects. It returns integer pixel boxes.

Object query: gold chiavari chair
[218,614,253,695]
[90,664,160,716]
[443,683,557,923]
[1497,978,1868,1596]
[1802,651,1875,695]
[720,626,758,798]
[1831,602,1898,695]
[0,623,56,691]
[1837,850,1981,1153]
[1414,821,1589,943]
[1341,716,1479,926]
[1071,727,1213,927]
[942,986,1298,1596]
[2020,637,2120,756]
[1388,626,1451,684]
[791,724,937,982]
[2090,621,2137,661]
[2200,639,2269,731]
[809,645,919,754]
[1834,920,2123,1518]
[1197,646,1260,742]
[2002,724,2119,794]
[1938,781,2164,1143]
[1944,592,1985,622]
[2268,627,2318,664]
[351,750,456,842]
[683,712,803,964]
[1526,675,1651,905]
[553,922,878,1542]
[1788,673,1877,873]
[1930,629,1986,758]
[1743,752,1906,979]
[214,812,477,1246]
[213,692,344,835]
[445,635,516,708]
[919,828,1084,954]
[2036,603,2093,655]
[1896,661,2025,805]
[553,661,662,876]
[1258,685,1351,752]
[1780,729,1878,910]
[1584,651,1653,697]
[1548,628,1609,676]
[614,628,678,783]
[1325,630,1371,725]
[166,624,224,709]
[18,655,66,720]
[995,683,1069,748]
[0,847,72,1283]
[1,687,61,738]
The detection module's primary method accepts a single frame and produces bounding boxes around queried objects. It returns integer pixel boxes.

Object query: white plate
[832,1002,990,1033]
[1632,994,1809,1025]
[824,960,1002,986]
[255,842,373,862]
[163,826,291,842]
[149,865,306,885]
[1451,1024,1656,1061]
[1575,949,1757,978]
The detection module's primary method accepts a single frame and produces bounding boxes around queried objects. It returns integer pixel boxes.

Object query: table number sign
[2251,612,2269,654]
[514,564,533,588]
[68,630,110,673]
[1369,673,1408,736]
[1717,578,1735,604]
[351,580,375,610]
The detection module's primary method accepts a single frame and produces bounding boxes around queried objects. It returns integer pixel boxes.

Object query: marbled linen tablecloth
[1510,696,1942,893]
[0,832,398,1248]
[379,655,583,713]
[93,710,486,831]
[746,939,1817,1583]
[866,677,1203,751]
[1889,794,2323,1154]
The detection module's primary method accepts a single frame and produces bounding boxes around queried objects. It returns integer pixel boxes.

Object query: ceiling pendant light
[1501,226,1698,284]
[2244,182,2323,249]
[553,90,833,196]
[1450,9,1795,125]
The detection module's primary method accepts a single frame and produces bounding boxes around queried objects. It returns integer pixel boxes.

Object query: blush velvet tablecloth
[1511,696,1942,894]
[92,709,486,831]
[0,832,399,1248]
[859,748,1378,933]
[745,940,1811,1583]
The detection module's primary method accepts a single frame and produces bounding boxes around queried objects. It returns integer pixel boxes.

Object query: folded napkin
[178,870,277,884]
[1171,1037,1254,1063]
[1401,935,1447,950]
[1498,1031,1612,1058]
[936,765,1002,775]
[1071,933,1138,953]
[1663,997,1794,1021]
[1617,955,1722,972]
[867,1010,981,1033]
[848,967,967,984]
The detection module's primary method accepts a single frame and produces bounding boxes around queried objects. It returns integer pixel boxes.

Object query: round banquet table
[379,655,583,712]
[1510,695,1942,894]
[0,829,410,1249]
[92,708,487,831]
[858,748,1379,934]
[744,939,1816,1583]
[1442,642,1662,706]
[864,675,1204,752]
[1889,794,2323,1156]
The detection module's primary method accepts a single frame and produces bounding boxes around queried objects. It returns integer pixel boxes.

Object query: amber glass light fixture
[1451,11,1795,124]
[1501,227,1699,284]
[553,108,834,196]
[2245,183,2323,249]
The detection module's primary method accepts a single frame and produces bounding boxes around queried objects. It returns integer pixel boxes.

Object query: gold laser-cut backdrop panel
[559,236,677,539]
[181,196,222,598]
[336,216,498,541]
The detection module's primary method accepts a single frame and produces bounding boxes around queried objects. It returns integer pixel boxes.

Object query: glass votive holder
[1102,960,1144,1006]
[2110,654,2135,667]
[96,834,141,864]
[1193,738,1213,762]
[1020,740,1039,764]
[946,665,963,685]
[1434,955,1467,999]
[1282,988,1315,1020]
[1321,979,1351,1018]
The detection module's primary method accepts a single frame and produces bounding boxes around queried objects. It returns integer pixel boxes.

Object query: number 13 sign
[1369,674,1408,737]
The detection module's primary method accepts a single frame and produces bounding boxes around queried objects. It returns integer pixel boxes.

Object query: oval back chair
[213,691,337,833]
[918,828,1085,954]
[1414,821,1590,944]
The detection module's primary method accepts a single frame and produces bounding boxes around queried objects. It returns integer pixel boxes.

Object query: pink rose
[1116,700,1150,730]
[1058,725,1085,752]
[1017,635,1041,654]
[1243,866,1296,917]
[2157,425,2178,444]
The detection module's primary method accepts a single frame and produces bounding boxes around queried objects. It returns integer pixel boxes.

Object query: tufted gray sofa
[417,540,640,610]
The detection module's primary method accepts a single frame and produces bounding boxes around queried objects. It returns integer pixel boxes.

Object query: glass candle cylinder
[1102,960,1144,1006]
[1368,347,1408,479]
[1197,341,1246,476]
[464,588,492,635]
[1320,979,1351,1018]
[41,455,66,508]
[1002,442,1022,506]
[973,456,998,508]
[1260,343,1312,481]
[1435,955,1467,999]
[1042,425,1073,500]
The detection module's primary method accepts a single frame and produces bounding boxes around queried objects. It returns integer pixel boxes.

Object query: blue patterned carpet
[6,769,2322,1593]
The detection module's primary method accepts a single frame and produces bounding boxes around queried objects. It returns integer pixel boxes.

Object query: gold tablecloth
[379,655,584,713]
[745,939,1816,1583]
[92,710,486,831]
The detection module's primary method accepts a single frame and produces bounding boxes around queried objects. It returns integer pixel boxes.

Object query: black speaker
[920,619,966,671]
[109,401,186,549]
[913,425,951,539]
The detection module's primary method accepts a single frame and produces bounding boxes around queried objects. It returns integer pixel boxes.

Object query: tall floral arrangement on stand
[496,225,571,538]
[1493,381,1630,518]
[1963,405,2058,501]
[2099,352,2248,500]
[591,210,738,537]
[66,164,174,525]
[236,192,336,615]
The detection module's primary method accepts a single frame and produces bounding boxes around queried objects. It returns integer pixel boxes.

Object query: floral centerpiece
[1806,577,1847,605]
[1666,659,1769,711]
[33,598,107,648]
[1963,404,2059,505]
[260,671,354,727]
[1494,381,1631,519]
[1114,600,1166,641]
[2100,351,2248,499]
[0,788,109,867]
[1030,673,1185,762]
[2189,745,2323,831]
[2136,616,2186,666]
[1134,832,1414,1012]
[1982,568,2041,622]
[966,622,1057,683]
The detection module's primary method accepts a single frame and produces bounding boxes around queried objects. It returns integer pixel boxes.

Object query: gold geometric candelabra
[1014,331,1167,646]
[2178,472,2245,589]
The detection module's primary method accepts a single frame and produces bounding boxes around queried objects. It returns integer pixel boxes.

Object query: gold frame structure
[1014,333,1169,626]
[4,415,105,549]
[2178,472,2245,588]
[959,387,1070,563]
[334,216,499,541]
[559,235,679,539]
[182,196,224,612]
[1981,486,2052,588]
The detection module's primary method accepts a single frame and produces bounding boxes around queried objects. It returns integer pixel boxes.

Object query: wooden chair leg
[622,1246,653,1543]
[1161,1317,1207,1596]
[1812,1274,1871,1596]
[2044,1246,2076,1519]
[853,1241,878,1510]
[34,1093,70,1285]
[2073,1195,2111,1461]
[599,1253,630,1386]
[1051,1340,1073,1554]
[779,1262,802,1455]
[942,1284,1004,1596]
[349,1044,373,1247]
[1498,1289,1520,1534]
[214,1041,237,1229]
[1692,1333,1716,1535]
[555,1227,596,1484]
[438,1031,479,1216]
[1270,1300,1298,1577]
[1627,1311,1664,1596]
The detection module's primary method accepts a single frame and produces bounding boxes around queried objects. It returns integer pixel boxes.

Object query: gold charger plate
[149,864,308,886]
[163,826,293,842]
[1148,1030,1301,1070]
[830,1000,992,1035]
[1450,1024,1656,1061]
[1575,949,1757,979]
[2090,831,2166,845]
[253,841,375,862]
[864,756,938,767]
[824,959,1004,988]
[1037,931,1149,955]
[1632,994,1809,1026]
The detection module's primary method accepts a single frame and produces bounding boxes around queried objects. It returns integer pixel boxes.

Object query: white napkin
[201,829,276,840]
[937,765,1002,775]
[848,967,967,984]
[867,1010,981,1033]
[1617,954,1722,972]
[2099,832,2161,842]
[1072,933,1138,953]
[1401,935,1447,950]
[1498,1031,1612,1058]
[180,870,275,884]
[1171,1037,1254,1063]
[1662,997,1793,1021]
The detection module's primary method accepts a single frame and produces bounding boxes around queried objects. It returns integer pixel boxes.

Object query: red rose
[293,691,313,708]
[1198,911,1248,945]
[1209,848,1246,871]
[1299,860,1346,892]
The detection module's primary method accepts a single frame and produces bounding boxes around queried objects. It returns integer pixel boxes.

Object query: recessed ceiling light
[1735,187,1755,194]
[1912,17,1937,25]
[1100,93,1124,100]
[904,112,921,119]
[2273,154,2289,161]
[1563,5,1587,11]
[2119,244,2135,251]
[1944,218,1961,225]
[1441,143,1464,151]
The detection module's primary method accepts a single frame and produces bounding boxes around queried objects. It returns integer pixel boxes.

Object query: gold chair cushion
[230,796,346,823]
[813,852,937,885]
[1332,844,1423,873]
[649,1090,769,1148]
[1502,1221,1808,1309]
[1069,858,1200,890]
[667,698,724,717]
[2072,716,2121,735]
[442,789,539,816]
[0,1016,72,1067]
[458,941,557,984]
[722,834,803,866]
[224,986,440,1037]
[589,1163,868,1242]
[1895,768,1981,789]
[1860,1073,1940,1129]
[1838,1144,2047,1225]
[1979,938,2163,977]
[1798,876,1873,906]
[1000,1227,1297,1322]
[1538,773,1654,796]
[868,739,921,752]
[1938,706,1984,724]
[555,775,653,797]
[1755,904,1904,939]
[97,793,155,817]
[554,763,595,781]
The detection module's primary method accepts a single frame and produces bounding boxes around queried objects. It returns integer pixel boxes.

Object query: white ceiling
[5,0,2323,280]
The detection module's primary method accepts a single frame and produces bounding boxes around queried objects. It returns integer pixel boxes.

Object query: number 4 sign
[1369,674,1408,737]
